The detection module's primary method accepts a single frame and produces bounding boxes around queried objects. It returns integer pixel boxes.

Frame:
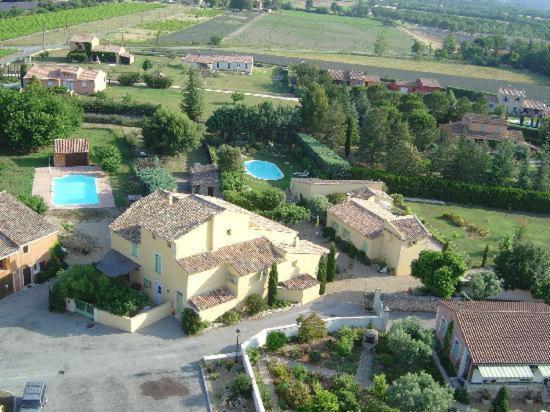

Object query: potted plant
[480,389,491,405]
[524,389,534,405]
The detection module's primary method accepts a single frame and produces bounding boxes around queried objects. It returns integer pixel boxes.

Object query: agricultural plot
[0,2,163,41]
[0,49,16,59]
[159,11,260,45]
[225,10,414,55]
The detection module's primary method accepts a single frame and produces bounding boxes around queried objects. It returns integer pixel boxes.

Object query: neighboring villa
[190,163,220,198]
[69,34,134,65]
[326,69,381,87]
[181,54,254,74]
[0,192,58,299]
[289,178,385,201]
[387,77,441,94]
[435,300,550,401]
[23,64,106,95]
[104,190,327,321]
[488,88,548,118]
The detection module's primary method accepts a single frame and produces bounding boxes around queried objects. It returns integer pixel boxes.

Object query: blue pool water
[243,160,284,180]
[52,174,99,206]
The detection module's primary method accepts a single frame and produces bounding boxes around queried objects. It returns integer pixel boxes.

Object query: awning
[478,365,533,379]
[96,250,139,278]
[538,365,550,378]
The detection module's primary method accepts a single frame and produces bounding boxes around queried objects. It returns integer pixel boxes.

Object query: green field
[0,49,16,58]
[408,201,550,267]
[225,10,414,55]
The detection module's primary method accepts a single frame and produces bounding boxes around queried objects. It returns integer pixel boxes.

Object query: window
[504,96,508,102]
[452,339,461,360]
[361,241,367,253]
[0,258,7,270]
[515,97,520,102]
[332,222,339,233]
[342,228,350,240]
[226,272,238,285]
[439,317,447,336]
[23,245,29,254]
[143,278,151,288]
[167,241,172,248]
[131,242,138,258]
[226,229,232,236]
[47,80,53,87]
[81,81,87,88]
[154,253,162,274]
[237,63,241,68]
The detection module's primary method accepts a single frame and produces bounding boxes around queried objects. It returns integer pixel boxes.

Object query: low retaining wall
[365,291,444,312]
[466,383,543,400]
[94,302,171,333]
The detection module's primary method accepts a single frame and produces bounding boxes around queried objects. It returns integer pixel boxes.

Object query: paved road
[0,283,434,411]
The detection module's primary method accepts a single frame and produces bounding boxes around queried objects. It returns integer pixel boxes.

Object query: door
[176,291,184,318]
[154,282,163,305]
[207,187,214,197]
[0,273,14,299]
[23,267,32,287]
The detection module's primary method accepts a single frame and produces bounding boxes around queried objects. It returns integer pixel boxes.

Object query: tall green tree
[326,242,337,282]
[411,40,426,59]
[181,68,204,121]
[423,91,452,123]
[491,140,517,185]
[489,386,509,412]
[300,82,329,134]
[374,30,388,56]
[321,101,347,150]
[411,250,467,298]
[141,59,153,72]
[267,263,279,307]
[385,140,424,176]
[442,33,457,53]
[317,255,327,295]
[534,143,550,192]
[407,109,437,151]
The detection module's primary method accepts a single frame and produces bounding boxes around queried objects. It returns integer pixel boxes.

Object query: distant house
[181,54,254,74]
[387,78,441,94]
[435,300,550,400]
[53,139,89,167]
[190,163,220,197]
[326,69,381,87]
[325,185,439,276]
[0,192,58,299]
[490,87,548,118]
[68,34,134,65]
[23,64,106,95]
[290,178,384,201]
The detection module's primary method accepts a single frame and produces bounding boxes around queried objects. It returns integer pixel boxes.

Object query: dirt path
[356,348,373,387]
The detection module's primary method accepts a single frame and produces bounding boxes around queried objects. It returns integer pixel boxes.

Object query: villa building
[181,54,254,74]
[69,34,134,64]
[189,163,220,198]
[23,65,106,95]
[487,88,548,117]
[326,69,381,87]
[326,187,438,276]
[104,190,327,321]
[435,300,550,400]
[0,192,58,299]
[290,178,385,201]
[387,78,441,94]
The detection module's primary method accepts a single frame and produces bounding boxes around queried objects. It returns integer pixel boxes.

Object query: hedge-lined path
[356,349,373,387]
[257,357,281,412]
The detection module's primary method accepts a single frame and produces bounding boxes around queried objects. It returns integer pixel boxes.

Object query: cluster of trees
[0,0,111,20]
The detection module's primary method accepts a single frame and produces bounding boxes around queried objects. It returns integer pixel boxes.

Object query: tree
[387,372,454,412]
[117,72,141,86]
[491,140,517,185]
[387,328,432,365]
[300,82,329,134]
[267,263,278,307]
[141,59,153,72]
[326,242,336,282]
[411,250,467,298]
[534,143,550,192]
[142,107,204,155]
[374,30,388,56]
[423,91,452,123]
[407,109,437,150]
[181,68,204,121]
[452,96,474,121]
[398,93,425,114]
[516,154,532,189]
[344,112,359,157]
[371,374,388,401]
[216,144,242,172]
[229,0,253,9]
[0,79,82,152]
[489,386,509,412]
[468,271,502,299]
[442,33,457,54]
[297,313,327,342]
[321,101,347,150]
[482,243,490,267]
[92,145,122,173]
[385,140,424,176]
[231,91,245,104]
[209,35,221,45]
[317,255,327,295]
[411,40,426,59]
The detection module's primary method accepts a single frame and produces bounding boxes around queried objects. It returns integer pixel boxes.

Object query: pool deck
[32,166,115,209]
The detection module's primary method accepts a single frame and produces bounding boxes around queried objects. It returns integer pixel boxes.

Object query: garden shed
[53,138,89,167]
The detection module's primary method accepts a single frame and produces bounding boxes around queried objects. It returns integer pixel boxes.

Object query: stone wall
[466,383,543,401]
[365,291,450,313]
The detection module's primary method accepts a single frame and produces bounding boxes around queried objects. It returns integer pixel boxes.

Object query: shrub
[79,99,159,116]
[246,347,260,366]
[92,145,122,173]
[281,380,312,409]
[386,329,432,365]
[117,72,141,86]
[468,271,502,299]
[95,285,148,317]
[135,166,176,194]
[216,309,242,326]
[336,335,354,357]
[411,250,467,298]
[17,193,47,214]
[292,364,308,381]
[263,202,310,224]
[267,263,278,307]
[48,281,66,312]
[441,212,466,227]
[332,374,360,394]
[387,371,454,412]
[209,35,221,45]
[297,313,327,343]
[309,349,322,363]
[143,73,173,89]
[327,192,348,204]
[310,382,339,411]
[266,331,287,351]
[371,374,389,401]
[217,144,242,172]
[490,386,509,412]
[230,372,252,398]
[66,50,87,62]
[380,353,394,368]
[181,308,204,335]
[296,133,351,178]
[270,362,290,380]
[322,226,336,240]
[219,170,245,192]
[308,195,331,219]
[243,293,268,316]
[454,387,470,404]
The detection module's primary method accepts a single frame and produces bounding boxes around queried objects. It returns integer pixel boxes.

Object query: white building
[181,54,254,74]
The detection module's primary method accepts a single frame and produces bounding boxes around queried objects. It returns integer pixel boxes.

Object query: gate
[74,299,94,319]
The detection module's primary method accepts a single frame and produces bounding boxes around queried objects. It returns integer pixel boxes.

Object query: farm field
[0,2,162,42]
[225,10,414,55]
[407,201,550,267]
[0,49,16,58]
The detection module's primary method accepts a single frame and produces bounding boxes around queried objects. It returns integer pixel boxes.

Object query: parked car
[19,382,47,411]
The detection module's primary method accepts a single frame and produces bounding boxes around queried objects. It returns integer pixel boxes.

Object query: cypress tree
[489,386,509,412]
[326,242,337,282]
[317,255,327,295]
[267,263,278,307]
[481,244,489,268]
[181,68,204,121]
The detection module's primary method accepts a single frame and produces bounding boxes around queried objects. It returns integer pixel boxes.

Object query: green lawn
[225,10,414,55]
[242,150,304,191]
[0,48,16,58]
[408,201,550,267]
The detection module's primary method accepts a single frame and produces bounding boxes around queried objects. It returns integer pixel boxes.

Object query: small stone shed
[190,163,220,197]
[53,138,89,167]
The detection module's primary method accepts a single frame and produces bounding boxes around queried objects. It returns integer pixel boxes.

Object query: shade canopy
[96,249,139,278]
[538,365,550,378]
[478,365,533,380]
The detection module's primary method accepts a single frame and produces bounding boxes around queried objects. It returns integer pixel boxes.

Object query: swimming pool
[52,174,99,206]
[243,160,284,180]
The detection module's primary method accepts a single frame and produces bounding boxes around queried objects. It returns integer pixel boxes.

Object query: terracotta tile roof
[326,69,380,84]
[463,113,507,127]
[498,87,526,97]
[329,200,385,239]
[0,233,18,258]
[391,216,430,241]
[182,54,253,64]
[417,78,440,88]
[54,138,89,154]
[23,65,104,82]
[178,236,284,275]
[440,300,550,365]
[94,44,125,54]
[348,186,391,201]
[190,163,218,186]
[0,192,57,258]
[447,122,524,143]
[69,34,98,43]
[273,239,328,255]
[279,274,319,290]
[189,287,236,311]
[523,99,546,111]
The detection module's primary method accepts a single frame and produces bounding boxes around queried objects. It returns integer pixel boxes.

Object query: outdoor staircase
[542,384,550,405]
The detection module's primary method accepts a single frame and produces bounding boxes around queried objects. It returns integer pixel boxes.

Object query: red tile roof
[279,274,319,290]
[440,300,550,364]
[189,287,236,311]
[391,216,430,242]
[329,200,385,239]
[417,78,441,88]
[498,87,526,97]
[54,138,89,154]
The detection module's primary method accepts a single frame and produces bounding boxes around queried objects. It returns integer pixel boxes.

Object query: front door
[0,273,14,299]
[176,291,184,318]
[154,282,163,305]
[23,267,32,287]
[207,187,214,197]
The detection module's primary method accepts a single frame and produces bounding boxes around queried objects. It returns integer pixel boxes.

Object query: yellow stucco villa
[326,186,440,276]
[106,190,327,321]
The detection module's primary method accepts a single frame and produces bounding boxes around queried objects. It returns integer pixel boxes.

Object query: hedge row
[296,133,351,178]
[446,86,488,101]
[78,99,159,116]
[508,124,544,146]
[83,113,144,127]
[351,167,550,214]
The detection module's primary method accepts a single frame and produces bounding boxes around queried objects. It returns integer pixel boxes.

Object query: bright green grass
[408,201,550,267]
[225,10,414,55]
[138,19,198,33]
[0,49,16,58]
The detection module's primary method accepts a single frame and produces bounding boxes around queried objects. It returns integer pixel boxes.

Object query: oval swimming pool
[52,174,99,206]
[243,160,284,181]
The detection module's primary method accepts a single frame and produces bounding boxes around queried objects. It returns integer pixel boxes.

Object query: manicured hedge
[446,86,488,101]
[351,167,550,214]
[78,99,159,116]
[296,133,351,178]
[508,124,543,146]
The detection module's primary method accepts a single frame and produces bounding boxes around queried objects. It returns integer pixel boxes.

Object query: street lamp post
[235,328,241,364]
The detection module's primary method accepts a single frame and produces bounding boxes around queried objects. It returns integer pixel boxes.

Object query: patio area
[32,166,115,209]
